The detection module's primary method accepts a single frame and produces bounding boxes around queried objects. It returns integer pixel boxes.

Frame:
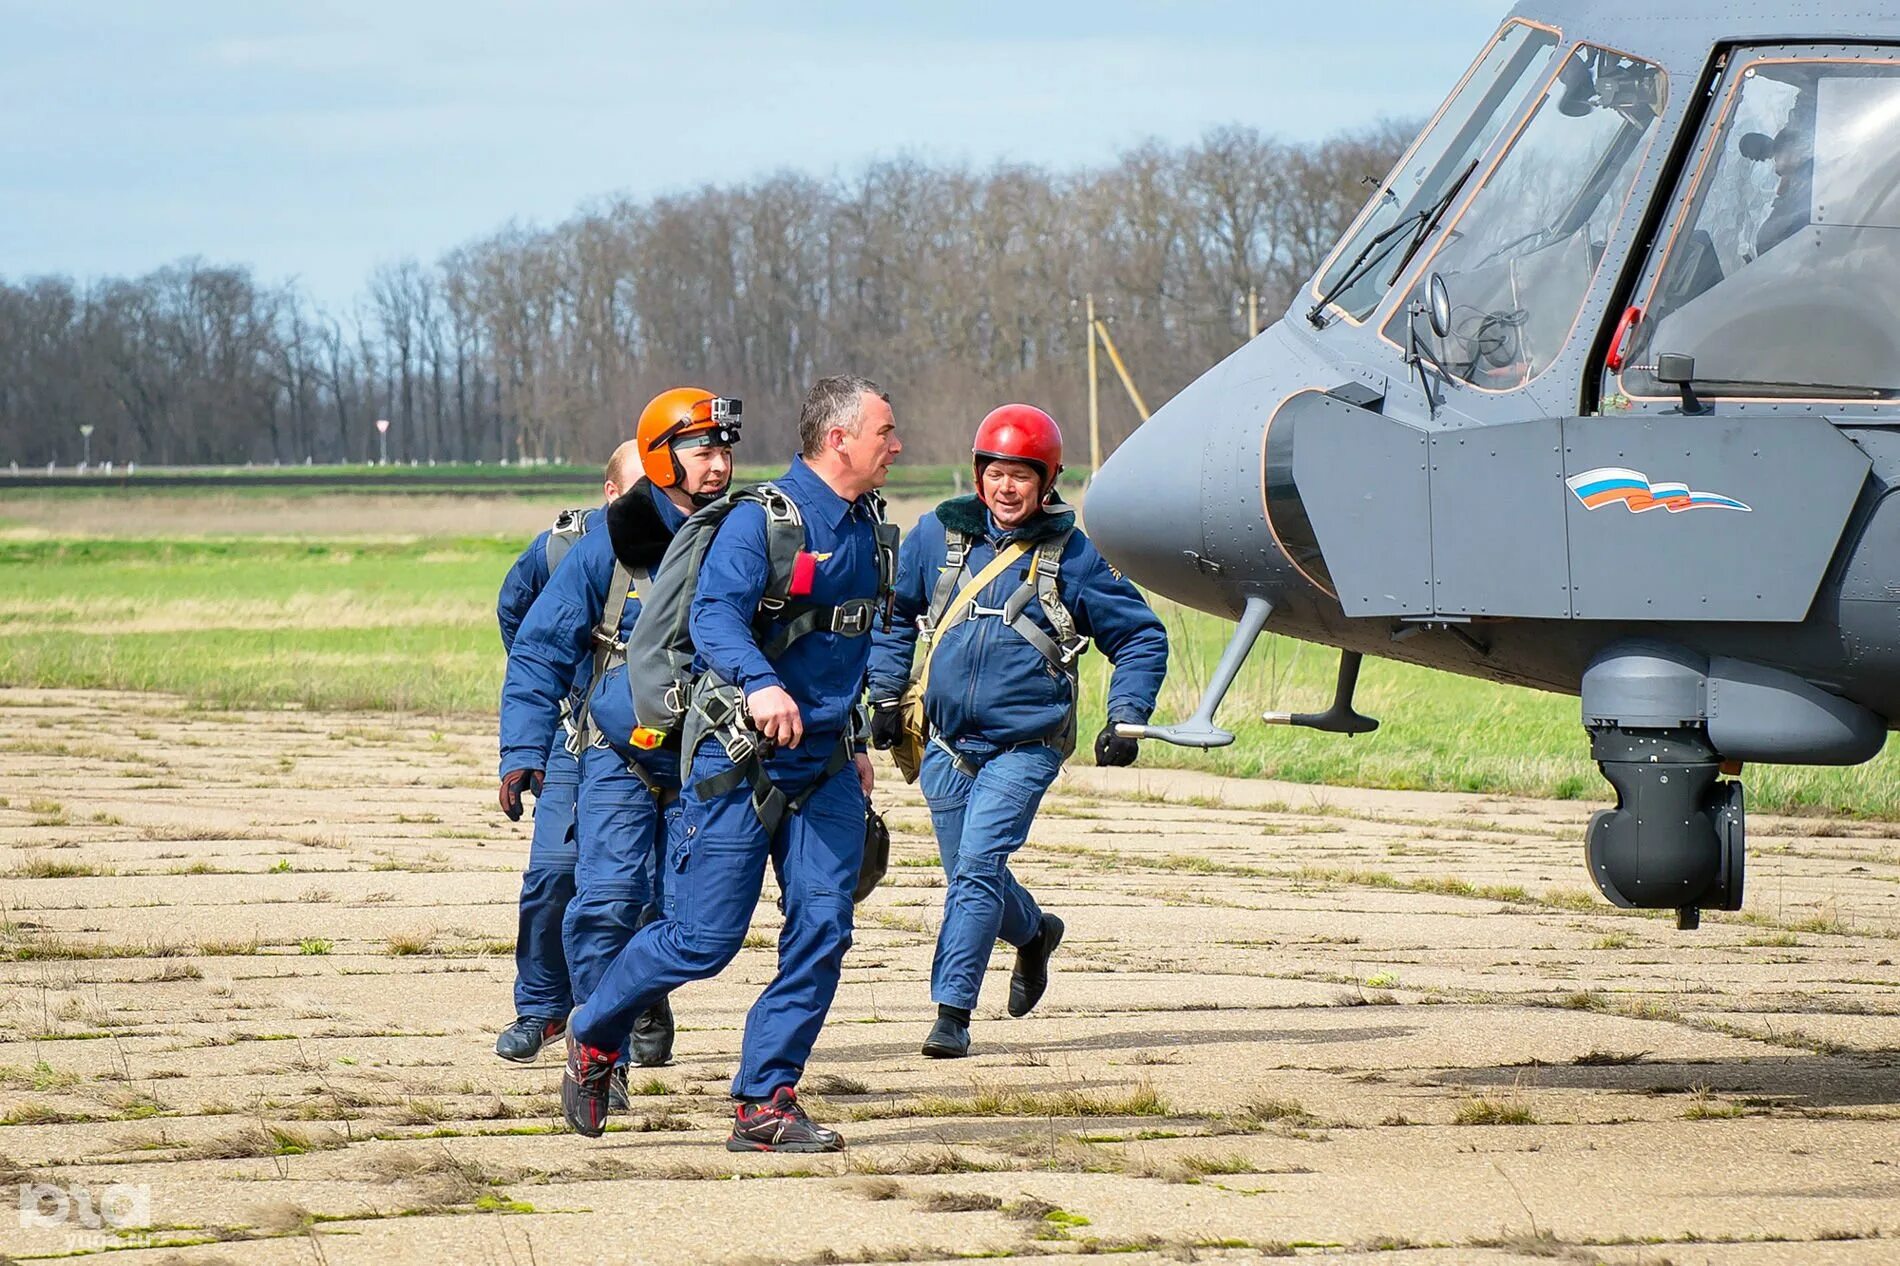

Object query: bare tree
[0,122,1413,468]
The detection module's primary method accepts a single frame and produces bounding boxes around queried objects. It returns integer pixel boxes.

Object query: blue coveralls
[499,484,687,1020]
[867,495,1168,1012]
[572,456,879,1101]
[495,509,600,1021]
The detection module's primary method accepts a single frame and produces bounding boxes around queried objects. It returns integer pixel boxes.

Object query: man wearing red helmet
[868,404,1168,1059]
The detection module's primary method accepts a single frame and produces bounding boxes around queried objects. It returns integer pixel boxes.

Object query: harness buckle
[718,723,758,767]
[966,602,1008,620]
[830,602,873,636]
[761,493,800,527]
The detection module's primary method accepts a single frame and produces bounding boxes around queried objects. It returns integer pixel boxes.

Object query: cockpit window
[1310,20,1559,323]
[1617,56,1900,401]
[1385,45,1666,391]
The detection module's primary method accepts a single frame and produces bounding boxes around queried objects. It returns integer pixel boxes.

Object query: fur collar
[934,493,1075,545]
[606,479,677,569]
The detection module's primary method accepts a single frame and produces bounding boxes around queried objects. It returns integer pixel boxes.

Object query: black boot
[1009,913,1065,1018]
[921,1006,971,1059]
[494,1014,564,1063]
[727,1086,844,1153]
[629,997,675,1067]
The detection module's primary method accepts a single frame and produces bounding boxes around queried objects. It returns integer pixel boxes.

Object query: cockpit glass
[1312,20,1558,322]
[1386,45,1666,391]
[1619,57,1900,401]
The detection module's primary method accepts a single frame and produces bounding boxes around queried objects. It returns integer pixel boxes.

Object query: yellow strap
[914,540,1032,698]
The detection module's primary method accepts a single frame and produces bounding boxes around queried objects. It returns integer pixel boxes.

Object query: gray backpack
[542,506,591,573]
[620,481,897,828]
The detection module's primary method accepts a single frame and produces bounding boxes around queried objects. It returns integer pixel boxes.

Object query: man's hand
[746,685,804,749]
[1093,724,1140,768]
[854,752,875,797]
[868,699,903,750]
[499,768,545,821]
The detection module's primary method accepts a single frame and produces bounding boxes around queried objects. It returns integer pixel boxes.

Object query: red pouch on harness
[789,550,818,598]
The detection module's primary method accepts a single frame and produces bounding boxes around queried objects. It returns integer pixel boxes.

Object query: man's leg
[564,747,662,1009]
[730,760,865,1101]
[918,743,974,887]
[655,796,683,918]
[624,794,685,1066]
[562,745,771,1135]
[723,755,862,1154]
[929,745,1063,1017]
[917,744,977,1056]
[497,735,578,1062]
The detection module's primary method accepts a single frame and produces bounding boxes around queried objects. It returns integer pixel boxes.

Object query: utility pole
[1092,316,1150,421]
[1085,292,1101,477]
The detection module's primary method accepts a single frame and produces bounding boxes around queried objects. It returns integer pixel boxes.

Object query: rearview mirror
[1427,273,1452,340]
[1655,352,1695,385]
[1654,352,1708,416]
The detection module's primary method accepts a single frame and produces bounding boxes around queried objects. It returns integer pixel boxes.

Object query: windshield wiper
[1382,158,1480,288]
[1307,159,1479,328]
[1307,209,1427,327]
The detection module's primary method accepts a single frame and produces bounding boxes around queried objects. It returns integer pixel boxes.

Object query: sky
[1,1,1506,310]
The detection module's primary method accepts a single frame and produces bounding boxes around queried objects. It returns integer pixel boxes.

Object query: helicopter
[1086,0,1900,929]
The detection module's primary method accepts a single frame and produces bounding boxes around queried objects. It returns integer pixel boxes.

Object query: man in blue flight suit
[498,390,738,1083]
[492,440,641,1063]
[561,374,901,1152]
[867,404,1168,1060]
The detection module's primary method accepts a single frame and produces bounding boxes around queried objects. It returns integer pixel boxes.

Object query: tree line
[0,122,1411,470]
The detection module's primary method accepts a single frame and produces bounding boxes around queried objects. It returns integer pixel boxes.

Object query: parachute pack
[542,506,591,573]
[619,481,898,831]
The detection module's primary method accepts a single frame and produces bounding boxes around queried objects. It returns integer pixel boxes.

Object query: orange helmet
[635,387,742,489]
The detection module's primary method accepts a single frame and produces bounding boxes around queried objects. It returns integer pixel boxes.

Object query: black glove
[868,700,904,751]
[498,768,544,821]
[1094,723,1140,768]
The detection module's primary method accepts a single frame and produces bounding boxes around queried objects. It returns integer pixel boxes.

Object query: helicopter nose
[1083,381,1228,613]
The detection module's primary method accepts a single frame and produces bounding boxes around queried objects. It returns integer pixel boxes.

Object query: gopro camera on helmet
[710,396,742,422]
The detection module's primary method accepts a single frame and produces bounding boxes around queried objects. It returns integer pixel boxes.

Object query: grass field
[6,527,1900,816]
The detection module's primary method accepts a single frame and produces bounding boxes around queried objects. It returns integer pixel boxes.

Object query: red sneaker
[561,1017,618,1138]
[726,1086,844,1153]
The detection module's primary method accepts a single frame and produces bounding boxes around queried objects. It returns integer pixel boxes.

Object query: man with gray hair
[562,374,902,1151]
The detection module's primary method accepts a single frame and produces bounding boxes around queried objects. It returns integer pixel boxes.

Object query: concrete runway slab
[2,688,1896,1263]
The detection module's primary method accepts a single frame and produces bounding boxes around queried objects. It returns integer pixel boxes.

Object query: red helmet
[972,404,1063,498]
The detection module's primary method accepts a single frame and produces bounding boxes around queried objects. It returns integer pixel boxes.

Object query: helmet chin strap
[689,487,722,508]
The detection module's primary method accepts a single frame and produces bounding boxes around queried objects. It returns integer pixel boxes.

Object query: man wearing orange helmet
[500,388,738,1091]
[867,404,1168,1060]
